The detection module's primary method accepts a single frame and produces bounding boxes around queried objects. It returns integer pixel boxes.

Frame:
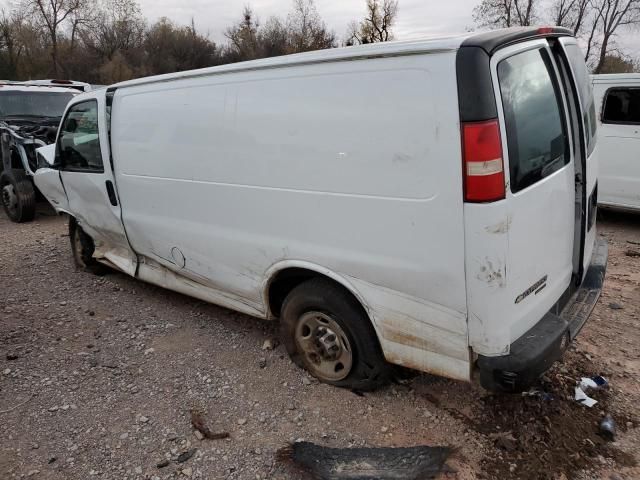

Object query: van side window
[57,100,104,172]
[602,88,640,125]
[498,48,569,193]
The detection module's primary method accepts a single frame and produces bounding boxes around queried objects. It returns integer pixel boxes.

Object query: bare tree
[473,0,537,28]
[259,16,289,57]
[145,17,217,75]
[1,0,341,82]
[287,0,335,52]
[593,0,640,73]
[0,9,24,77]
[552,0,590,34]
[347,0,399,45]
[224,6,260,61]
[83,0,146,60]
[22,0,87,76]
[582,0,608,63]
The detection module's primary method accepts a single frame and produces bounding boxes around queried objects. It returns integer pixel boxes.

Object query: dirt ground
[1,205,639,480]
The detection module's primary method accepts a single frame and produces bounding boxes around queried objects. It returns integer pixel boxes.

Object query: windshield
[0,91,75,118]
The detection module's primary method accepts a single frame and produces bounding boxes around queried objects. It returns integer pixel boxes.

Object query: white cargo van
[592,74,640,212]
[34,27,607,392]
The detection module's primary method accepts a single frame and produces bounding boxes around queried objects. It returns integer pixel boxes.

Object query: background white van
[593,73,640,212]
[35,27,607,392]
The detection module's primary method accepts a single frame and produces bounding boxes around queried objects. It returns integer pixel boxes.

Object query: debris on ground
[277,441,451,480]
[262,338,278,351]
[190,409,230,440]
[176,448,197,463]
[489,431,518,452]
[575,386,598,407]
[600,414,617,442]
[575,377,609,407]
[522,388,553,401]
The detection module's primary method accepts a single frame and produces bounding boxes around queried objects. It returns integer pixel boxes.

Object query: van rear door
[491,40,577,343]
[556,38,599,275]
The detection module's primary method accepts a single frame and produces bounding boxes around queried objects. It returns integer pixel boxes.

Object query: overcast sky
[137,0,478,43]
[136,0,639,54]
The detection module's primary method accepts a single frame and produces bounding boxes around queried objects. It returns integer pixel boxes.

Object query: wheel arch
[263,261,374,323]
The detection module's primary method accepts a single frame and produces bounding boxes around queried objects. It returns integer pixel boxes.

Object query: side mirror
[66,118,78,133]
[36,144,58,169]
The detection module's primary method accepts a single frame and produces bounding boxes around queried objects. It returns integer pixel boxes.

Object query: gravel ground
[1,205,639,480]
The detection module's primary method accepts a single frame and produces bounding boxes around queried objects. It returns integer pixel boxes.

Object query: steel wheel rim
[2,184,18,216]
[295,311,353,382]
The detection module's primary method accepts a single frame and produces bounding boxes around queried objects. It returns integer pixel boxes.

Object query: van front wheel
[69,219,107,275]
[280,278,389,391]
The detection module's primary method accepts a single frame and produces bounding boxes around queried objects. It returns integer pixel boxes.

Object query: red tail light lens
[462,119,505,203]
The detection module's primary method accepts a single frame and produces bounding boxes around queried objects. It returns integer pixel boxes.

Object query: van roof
[0,84,80,94]
[111,27,573,91]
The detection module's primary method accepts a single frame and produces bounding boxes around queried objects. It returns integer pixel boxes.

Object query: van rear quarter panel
[111,53,471,380]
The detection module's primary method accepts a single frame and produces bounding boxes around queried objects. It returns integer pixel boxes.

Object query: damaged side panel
[465,202,512,356]
[33,168,70,213]
[56,92,138,277]
[137,255,264,318]
[347,276,471,381]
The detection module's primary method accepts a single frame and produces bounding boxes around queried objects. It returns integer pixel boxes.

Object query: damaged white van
[35,27,607,392]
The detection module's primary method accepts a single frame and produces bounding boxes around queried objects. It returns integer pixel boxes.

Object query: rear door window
[563,44,597,152]
[602,88,640,125]
[498,48,569,193]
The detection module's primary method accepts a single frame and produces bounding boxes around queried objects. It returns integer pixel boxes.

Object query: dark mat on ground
[277,441,451,480]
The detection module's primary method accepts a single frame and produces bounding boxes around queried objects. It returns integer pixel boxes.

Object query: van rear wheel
[280,278,390,391]
[0,170,36,223]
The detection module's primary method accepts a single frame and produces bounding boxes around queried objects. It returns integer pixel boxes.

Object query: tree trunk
[51,38,59,77]
[594,34,610,73]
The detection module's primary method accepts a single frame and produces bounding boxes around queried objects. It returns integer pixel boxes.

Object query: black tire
[0,170,36,223]
[69,218,107,275]
[280,278,390,391]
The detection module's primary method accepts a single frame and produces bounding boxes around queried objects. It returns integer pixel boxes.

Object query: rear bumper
[477,236,608,392]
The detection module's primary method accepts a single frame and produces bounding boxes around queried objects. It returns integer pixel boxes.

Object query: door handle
[105,180,118,206]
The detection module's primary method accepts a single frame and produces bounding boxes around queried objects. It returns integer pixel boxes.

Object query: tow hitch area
[478,237,608,392]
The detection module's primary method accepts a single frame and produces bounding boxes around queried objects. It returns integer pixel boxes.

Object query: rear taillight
[462,119,505,203]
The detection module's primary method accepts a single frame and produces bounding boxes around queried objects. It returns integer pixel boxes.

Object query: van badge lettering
[515,275,548,304]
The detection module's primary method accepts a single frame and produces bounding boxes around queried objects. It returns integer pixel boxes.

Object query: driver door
[57,96,137,275]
